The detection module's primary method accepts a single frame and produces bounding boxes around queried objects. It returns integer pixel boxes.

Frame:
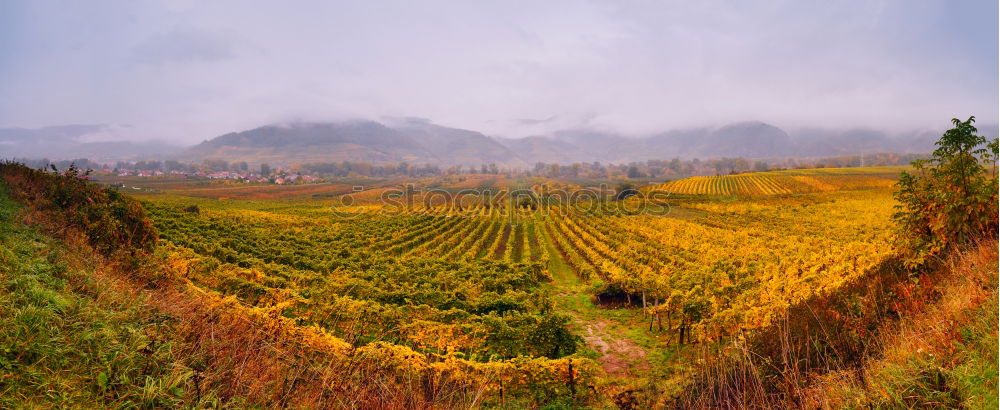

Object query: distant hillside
[387,118,524,167]
[502,121,978,164]
[174,119,1000,167]
[497,136,594,165]
[181,119,528,167]
[0,124,181,162]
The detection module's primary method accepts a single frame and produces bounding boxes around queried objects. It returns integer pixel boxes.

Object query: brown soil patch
[580,319,650,377]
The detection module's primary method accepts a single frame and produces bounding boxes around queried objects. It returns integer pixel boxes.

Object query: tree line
[12,150,927,181]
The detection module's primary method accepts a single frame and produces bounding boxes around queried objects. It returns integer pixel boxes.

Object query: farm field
[3,157,996,408]
[124,166,903,401]
[651,166,908,197]
[5,2,999,406]
[104,173,531,200]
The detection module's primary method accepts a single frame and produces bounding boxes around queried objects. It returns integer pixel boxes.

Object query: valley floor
[2,165,996,408]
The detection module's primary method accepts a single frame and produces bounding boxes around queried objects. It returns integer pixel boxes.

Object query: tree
[202,159,228,172]
[569,163,581,178]
[548,163,561,178]
[615,182,639,200]
[626,166,643,179]
[893,116,999,267]
[526,314,579,358]
[260,163,272,177]
[164,160,184,172]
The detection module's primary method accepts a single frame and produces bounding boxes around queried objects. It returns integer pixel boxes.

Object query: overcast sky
[0,0,996,143]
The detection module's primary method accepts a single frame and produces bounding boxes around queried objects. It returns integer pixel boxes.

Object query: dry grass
[810,239,998,409]
[674,239,998,409]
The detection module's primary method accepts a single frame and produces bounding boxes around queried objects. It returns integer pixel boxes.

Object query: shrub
[893,116,998,267]
[0,161,157,256]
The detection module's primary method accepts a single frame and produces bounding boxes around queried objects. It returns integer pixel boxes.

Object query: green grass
[535,216,712,403]
[538,222,678,369]
[952,300,999,410]
[0,184,192,408]
[856,303,998,410]
[876,299,998,409]
[818,241,999,409]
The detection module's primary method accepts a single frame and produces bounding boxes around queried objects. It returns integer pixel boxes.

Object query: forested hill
[8,119,995,167]
[178,119,997,167]
[179,119,527,168]
[500,121,999,164]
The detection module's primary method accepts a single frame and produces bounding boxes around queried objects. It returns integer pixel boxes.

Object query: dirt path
[582,319,651,376]
[536,220,651,377]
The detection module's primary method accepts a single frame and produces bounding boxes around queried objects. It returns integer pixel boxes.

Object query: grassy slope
[0,184,192,408]
[816,240,998,409]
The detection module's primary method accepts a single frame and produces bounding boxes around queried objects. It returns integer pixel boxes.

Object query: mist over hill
[5,119,996,167]
[0,125,182,162]
[179,118,996,167]
[180,119,528,167]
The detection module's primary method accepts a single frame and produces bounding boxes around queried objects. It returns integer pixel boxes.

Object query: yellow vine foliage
[652,166,903,197]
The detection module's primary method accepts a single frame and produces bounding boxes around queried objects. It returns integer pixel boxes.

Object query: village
[109,167,319,184]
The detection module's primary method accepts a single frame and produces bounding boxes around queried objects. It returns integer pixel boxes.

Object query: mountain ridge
[0,124,182,162]
[5,120,997,166]
[171,119,998,166]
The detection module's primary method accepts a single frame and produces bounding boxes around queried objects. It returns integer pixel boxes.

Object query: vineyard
[4,159,995,407]
[117,166,903,404]
[651,166,906,197]
[543,189,895,341]
[144,201,567,360]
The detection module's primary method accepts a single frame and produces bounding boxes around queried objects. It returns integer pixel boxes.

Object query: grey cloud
[0,0,995,144]
[131,28,235,64]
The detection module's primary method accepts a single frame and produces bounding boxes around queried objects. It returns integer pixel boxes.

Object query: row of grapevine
[145,196,586,367]
[486,223,510,259]
[465,221,503,260]
[543,217,598,279]
[654,168,901,197]
[376,215,451,251]
[655,174,794,196]
[380,209,550,263]
[442,218,491,259]
[531,188,896,344]
[425,217,483,257]
[384,216,463,255]
[525,221,551,268]
[407,216,477,257]
[146,181,898,356]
